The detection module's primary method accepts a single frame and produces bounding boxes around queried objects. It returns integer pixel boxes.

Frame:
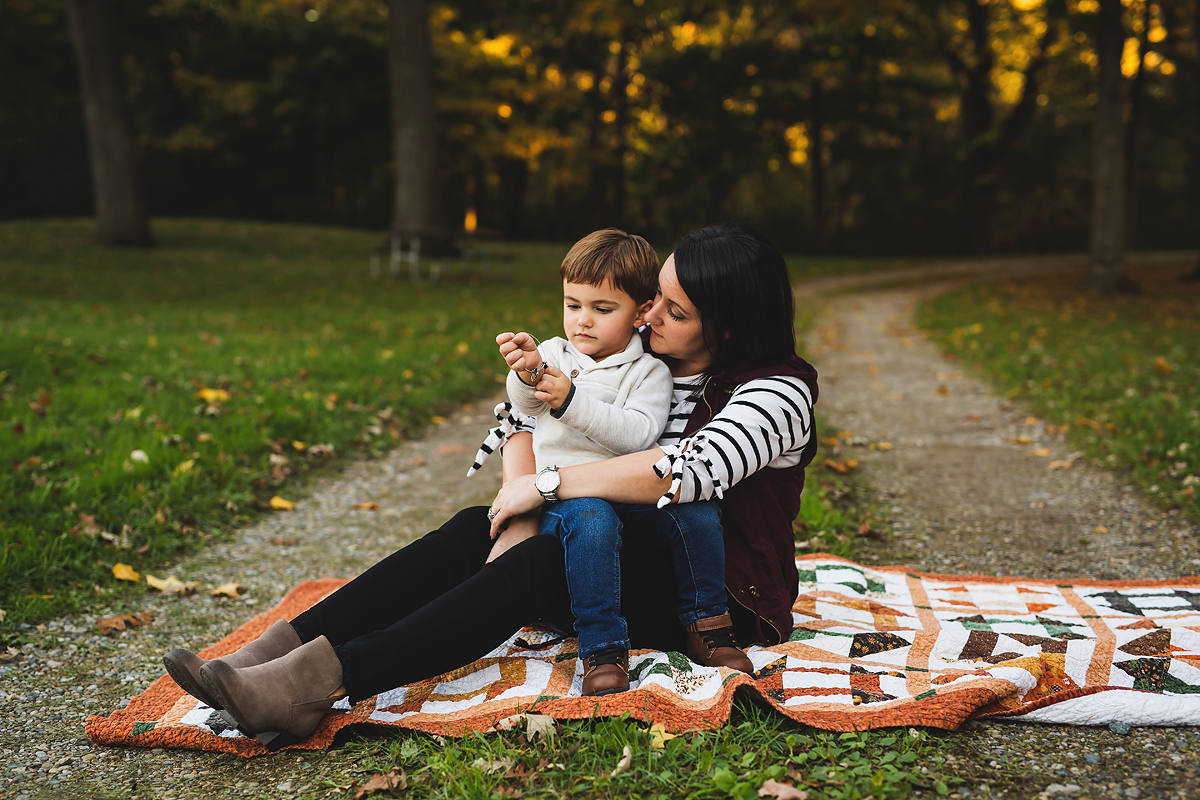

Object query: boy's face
[562,279,650,361]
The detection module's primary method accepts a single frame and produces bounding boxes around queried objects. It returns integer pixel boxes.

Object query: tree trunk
[388,0,445,249]
[1124,0,1151,249]
[1085,0,1133,292]
[64,0,152,247]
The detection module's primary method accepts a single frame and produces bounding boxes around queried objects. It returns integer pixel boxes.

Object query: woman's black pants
[289,506,689,702]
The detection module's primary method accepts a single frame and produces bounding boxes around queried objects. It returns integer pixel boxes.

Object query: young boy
[478,228,751,697]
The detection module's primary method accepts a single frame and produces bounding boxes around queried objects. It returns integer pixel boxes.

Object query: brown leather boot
[199,635,346,749]
[684,613,753,673]
[581,646,629,696]
[163,619,302,710]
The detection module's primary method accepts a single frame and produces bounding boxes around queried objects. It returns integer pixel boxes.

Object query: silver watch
[534,465,561,503]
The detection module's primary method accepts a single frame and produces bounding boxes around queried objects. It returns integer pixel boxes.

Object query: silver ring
[487,510,497,521]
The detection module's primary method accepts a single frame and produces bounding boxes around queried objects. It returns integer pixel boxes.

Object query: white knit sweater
[507,334,672,470]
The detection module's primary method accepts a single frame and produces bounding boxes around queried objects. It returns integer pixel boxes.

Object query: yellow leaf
[145,574,198,595]
[871,442,893,451]
[1094,526,1109,534]
[381,349,395,360]
[821,437,841,447]
[269,496,295,510]
[456,342,470,355]
[113,563,141,582]
[210,582,243,598]
[1029,448,1051,457]
[431,415,447,425]
[648,723,678,749]
[352,502,380,510]
[1153,356,1173,375]
[193,387,230,404]
[291,440,306,450]
[173,459,195,478]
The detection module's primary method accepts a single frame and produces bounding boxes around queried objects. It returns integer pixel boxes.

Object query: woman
[162,223,818,749]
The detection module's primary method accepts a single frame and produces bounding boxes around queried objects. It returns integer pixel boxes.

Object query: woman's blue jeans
[538,499,728,659]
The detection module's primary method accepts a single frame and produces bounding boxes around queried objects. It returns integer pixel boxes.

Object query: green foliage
[341,704,953,799]
[918,265,1200,519]
[0,219,565,625]
[3,0,1196,252]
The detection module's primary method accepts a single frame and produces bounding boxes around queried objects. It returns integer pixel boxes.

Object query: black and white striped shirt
[652,374,814,507]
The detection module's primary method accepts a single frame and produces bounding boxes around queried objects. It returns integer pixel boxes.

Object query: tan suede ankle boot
[684,613,754,673]
[199,635,346,749]
[163,619,302,710]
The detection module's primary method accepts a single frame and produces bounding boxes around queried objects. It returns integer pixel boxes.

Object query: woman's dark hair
[672,223,796,374]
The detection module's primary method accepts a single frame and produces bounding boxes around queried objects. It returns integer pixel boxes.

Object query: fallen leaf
[0,609,5,622]
[29,401,46,417]
[472,756,513,775]
[823,458,857,474]
[433,444,468,455]
[1094,526,1109,534]
[431,415,447,425]
[307,443,335,457]
[270,536,299,546]
[354,768,406,799]
[870,442,893,451]
[145,574,198,595]
[97,612,154,636]
[1048,460,1075,469]
[524,713,556,741]
[79,512,105,536]
[611,745,633,776]
[352,502,380,510]
[193,387,231,404]
[1009,436,1035,445]
[112,563,141,582]
[1075,418,1100,429]
[0,646,18,663]
[412,457,427,467]
[269,496,295,510]
[173,459,195,478]
[821,437,840,447]
[758,778,808,799]
[965,414,983,422]
[292,440,307,450]
[1029,449,1051,457]
[1153,356,1173,375]
[210,582,243,598]
[648,722,678,749]
[196,432,213,442]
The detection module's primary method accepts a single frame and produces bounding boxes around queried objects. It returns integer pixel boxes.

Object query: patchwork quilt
[85,556,1200,756]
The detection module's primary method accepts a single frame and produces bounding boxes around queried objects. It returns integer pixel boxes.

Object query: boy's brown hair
[560,229,659,305]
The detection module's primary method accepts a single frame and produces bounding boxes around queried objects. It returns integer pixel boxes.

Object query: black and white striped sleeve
[651,376,813,507]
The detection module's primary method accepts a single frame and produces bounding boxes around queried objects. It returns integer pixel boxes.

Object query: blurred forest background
[1,0,1197,257]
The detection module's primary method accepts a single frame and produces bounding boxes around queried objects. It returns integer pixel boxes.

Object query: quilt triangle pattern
[85,557,1200,756]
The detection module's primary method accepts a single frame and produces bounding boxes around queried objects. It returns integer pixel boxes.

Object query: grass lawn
[340,705,955,799]
[918,262,1200,520]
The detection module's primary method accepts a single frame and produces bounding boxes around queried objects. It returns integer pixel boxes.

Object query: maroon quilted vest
[681,355,820,645]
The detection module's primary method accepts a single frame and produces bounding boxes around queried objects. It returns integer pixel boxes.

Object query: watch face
[536,468,559,493]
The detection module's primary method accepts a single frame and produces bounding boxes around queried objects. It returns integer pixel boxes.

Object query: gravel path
[807,285,1200,800]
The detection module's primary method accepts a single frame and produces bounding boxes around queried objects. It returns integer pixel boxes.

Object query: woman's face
[645,254,713,375]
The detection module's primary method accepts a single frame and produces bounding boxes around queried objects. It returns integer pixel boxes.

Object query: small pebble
[1085,753,1100,764]
[1109,721,1132,736]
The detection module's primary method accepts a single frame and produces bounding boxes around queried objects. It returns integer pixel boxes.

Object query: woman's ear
[634,299,653,325]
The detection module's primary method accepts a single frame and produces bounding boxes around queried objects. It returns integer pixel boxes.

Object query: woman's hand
[489,474,544,537]
[486,512,539,562]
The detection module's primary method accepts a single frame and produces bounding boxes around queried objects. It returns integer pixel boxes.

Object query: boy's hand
[535,366,572,410]
[496,332,543,374]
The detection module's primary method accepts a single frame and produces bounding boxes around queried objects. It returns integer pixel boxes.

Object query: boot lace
[586,646,626,667]
[702,628,739,651]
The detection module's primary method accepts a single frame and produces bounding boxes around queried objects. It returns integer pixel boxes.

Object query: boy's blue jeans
[538,498,728,659]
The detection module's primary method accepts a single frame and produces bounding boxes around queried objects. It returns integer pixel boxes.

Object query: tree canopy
[1,0,1195,255]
